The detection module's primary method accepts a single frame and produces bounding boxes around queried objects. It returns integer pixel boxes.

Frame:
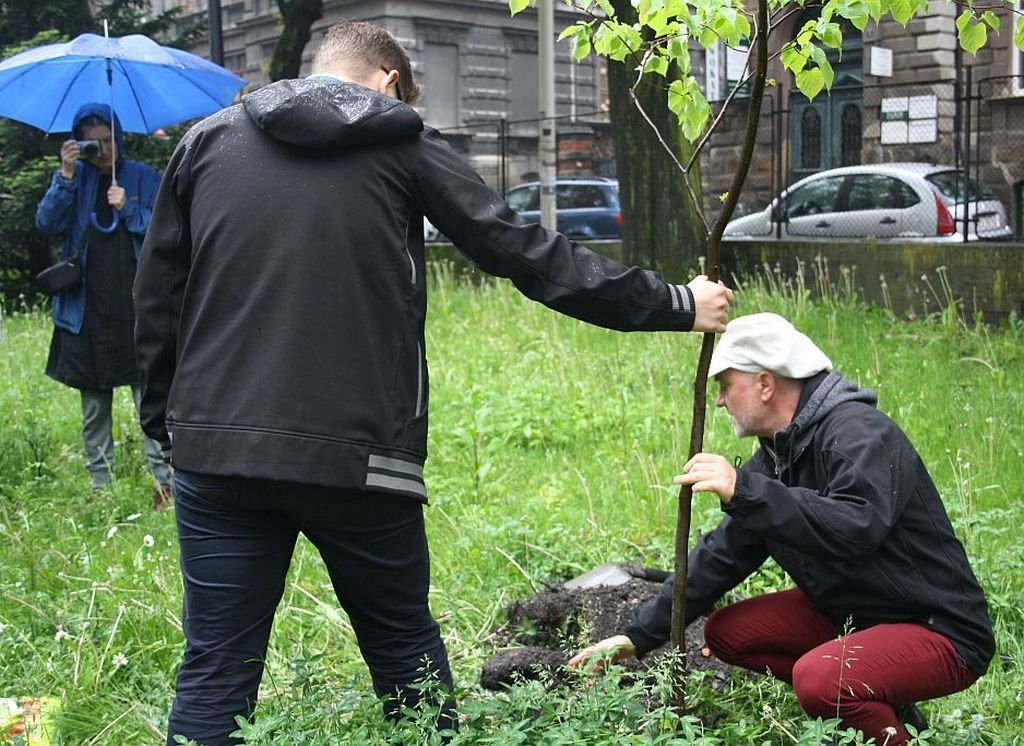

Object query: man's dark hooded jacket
[624,371,994,676]
[134,79,700,500]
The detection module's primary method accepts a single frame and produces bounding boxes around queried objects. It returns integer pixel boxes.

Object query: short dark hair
[312,21,421,105]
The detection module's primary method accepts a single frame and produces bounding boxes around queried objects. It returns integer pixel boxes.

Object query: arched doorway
[790,16,864,179]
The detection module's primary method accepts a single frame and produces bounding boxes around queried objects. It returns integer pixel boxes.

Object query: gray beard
[731,417,751,439]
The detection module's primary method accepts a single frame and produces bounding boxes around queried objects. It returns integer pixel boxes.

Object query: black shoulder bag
[35,225,89,295]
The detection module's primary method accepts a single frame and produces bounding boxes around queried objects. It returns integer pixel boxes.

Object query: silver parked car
[724,163,1012,242]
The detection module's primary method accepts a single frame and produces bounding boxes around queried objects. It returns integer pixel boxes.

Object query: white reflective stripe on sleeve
[673,284,693,312]
[668,283,682,310]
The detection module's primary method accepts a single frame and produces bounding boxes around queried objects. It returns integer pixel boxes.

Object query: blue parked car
[504,177,622,239]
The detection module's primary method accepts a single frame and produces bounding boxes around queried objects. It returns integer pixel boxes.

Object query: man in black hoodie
[134,19,733,746]
[568,313,993,745]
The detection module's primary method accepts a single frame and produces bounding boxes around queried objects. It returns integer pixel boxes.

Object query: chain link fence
[436,110,614,196]
[443,77,1024,244]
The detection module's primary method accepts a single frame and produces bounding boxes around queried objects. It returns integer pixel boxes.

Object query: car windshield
[783,175,843,218]
[925,171,995,201]
[556,184,612,209]
[506,185,539,212]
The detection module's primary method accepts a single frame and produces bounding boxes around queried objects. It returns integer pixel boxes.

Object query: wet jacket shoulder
[625,372,994,675]
[135,79,698,498]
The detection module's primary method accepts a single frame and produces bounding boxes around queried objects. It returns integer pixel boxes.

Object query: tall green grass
[1,265,1021,745]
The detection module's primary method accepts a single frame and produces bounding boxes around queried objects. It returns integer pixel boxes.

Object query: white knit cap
[708,313,833,379]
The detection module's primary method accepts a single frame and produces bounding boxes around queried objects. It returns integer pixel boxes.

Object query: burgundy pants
[704,588,978,745]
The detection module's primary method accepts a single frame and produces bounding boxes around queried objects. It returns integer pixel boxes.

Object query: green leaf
[821,22,843,49]
[809,44,828,67]
[668,79,710,141]
[1016,16,1024,52]
[573,35,592,61]
[509,0,532,16]
[889,0,915,25]
[795,67,826,99]
[819,57,835,89]
[645,9,672,36]
[781,43,808,73]
[644,53,670,76]
[699,27,719,47]
[955,9,972,33]
[957,11,988,55]
[796,21,815,46]
[736,14,752,40]
[593,21,632,61]
[610,23,644,55]
[981,10,999,32]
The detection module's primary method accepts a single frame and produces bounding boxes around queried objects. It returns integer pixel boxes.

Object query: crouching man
[570,313,993,745]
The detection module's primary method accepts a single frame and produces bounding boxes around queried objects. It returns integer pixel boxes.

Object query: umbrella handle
[90,209,120,233]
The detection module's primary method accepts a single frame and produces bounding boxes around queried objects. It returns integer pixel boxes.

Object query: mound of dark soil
[480,565,735,691]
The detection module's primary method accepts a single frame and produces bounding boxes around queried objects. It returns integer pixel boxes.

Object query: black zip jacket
[624,371,994,676]
[134,79,699,499]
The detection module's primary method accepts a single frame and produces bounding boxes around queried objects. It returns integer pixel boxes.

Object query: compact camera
[76,139,101,158]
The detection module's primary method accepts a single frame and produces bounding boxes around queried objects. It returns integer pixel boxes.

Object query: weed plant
[0,263,1021,744]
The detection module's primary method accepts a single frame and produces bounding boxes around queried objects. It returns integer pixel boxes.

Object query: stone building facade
[151,0,612,188]
[699,4,1024,236]
[152,0,1023,233]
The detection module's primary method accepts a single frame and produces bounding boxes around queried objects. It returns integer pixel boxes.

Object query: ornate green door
[790,18,864,180]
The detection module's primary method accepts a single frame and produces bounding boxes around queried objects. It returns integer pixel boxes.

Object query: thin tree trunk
[669,0,771,712]
[607,0,705,282]
[268,0,323,82]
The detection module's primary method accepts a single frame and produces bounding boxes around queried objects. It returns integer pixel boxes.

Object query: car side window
[845,174,915,211]
[784,176,842,218]
[506,186,539,212]
[557,185,610,209]
[894,180,921,208]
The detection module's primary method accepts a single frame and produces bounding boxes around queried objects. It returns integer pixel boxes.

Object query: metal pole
[499,118,508,195]
[963,66,972,242]
[208,0,224,66]
[538,0,557,230]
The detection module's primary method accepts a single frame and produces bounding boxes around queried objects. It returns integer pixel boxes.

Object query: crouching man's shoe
[897,703,929,735]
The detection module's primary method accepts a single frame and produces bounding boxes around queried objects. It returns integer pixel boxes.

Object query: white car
[724,163,1012,242]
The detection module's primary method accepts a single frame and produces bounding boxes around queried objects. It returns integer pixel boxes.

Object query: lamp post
[208,0,224,66]
[538,0,557,230]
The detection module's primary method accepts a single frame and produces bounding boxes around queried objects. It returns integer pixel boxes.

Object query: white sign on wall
[870,46,893,77]
[880,95,938,144]
[705,42,721,102]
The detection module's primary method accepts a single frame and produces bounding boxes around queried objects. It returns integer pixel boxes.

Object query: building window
[510,50,540,123]
[840,104,862,165]
[726,40,750,96]
[704,40,750,101]
[422,43,460,129]
[801,108,821,169]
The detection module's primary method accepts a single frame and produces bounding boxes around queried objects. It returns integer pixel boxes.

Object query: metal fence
[438,75,1024,242]
[435,109,614,197]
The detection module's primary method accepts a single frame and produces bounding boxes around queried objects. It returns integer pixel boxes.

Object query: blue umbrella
[0,31,246,230]
[0,32,246,134]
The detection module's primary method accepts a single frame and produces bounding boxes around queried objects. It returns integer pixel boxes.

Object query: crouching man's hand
[566,634,637,672]
[675,452,737,504]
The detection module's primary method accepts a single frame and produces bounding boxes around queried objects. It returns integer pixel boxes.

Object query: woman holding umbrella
[35,103,172,508]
